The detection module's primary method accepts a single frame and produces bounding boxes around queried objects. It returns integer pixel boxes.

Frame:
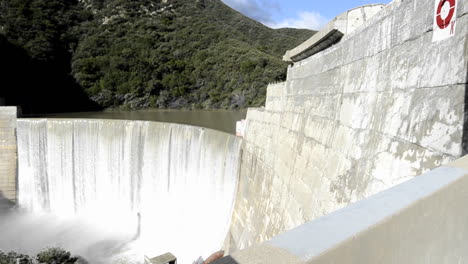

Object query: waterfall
[15,119,242,263]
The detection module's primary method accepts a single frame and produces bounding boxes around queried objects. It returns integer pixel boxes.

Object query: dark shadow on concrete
[210,256,239,264]
[463,66,468,155]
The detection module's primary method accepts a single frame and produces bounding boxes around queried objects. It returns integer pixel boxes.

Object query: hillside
[0,0,315,113]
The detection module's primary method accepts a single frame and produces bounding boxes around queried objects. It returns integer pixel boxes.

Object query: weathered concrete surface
[227,0,468,251]
[283,4,385,62]
[0,107,17,203]
[217,155,468,264]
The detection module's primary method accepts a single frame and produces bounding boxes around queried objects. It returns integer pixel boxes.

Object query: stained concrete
[0,107,17,203]
[227,0,468,251]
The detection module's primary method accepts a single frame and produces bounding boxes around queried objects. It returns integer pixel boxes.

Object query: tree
[0,248,80,264]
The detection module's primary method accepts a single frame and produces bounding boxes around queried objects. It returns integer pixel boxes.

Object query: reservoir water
[24,109,247,134]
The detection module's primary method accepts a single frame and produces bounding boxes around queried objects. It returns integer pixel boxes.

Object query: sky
[221,0,392,30]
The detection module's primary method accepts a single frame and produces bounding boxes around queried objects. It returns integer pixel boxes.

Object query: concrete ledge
[284,28,344,62]
[220,155,468,263]
[283,4,385,62]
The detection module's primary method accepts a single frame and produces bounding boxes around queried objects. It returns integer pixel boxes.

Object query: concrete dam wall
[227,0,468,251]
[15,119,242,263]
[0,107,17,204]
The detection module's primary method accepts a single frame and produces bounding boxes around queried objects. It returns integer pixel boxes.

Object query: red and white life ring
[436,0,456,29]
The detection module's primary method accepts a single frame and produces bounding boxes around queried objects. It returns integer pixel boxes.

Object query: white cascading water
[14,119,242,263]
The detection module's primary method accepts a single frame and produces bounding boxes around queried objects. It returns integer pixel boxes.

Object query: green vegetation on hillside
[0,0,315,112]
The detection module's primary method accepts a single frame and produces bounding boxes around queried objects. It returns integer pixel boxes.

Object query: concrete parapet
[217,155,468,264]
[0,107,17,203]
[283,4,385,62]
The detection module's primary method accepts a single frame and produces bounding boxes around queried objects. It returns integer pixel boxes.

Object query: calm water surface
[25,110,247,134]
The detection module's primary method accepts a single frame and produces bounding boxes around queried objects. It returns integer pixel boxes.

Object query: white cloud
[269,11,328,30]
[221,0,277,25]
[221,0,328,30]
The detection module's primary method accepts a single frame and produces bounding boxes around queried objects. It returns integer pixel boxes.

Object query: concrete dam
[0,0,467,263]
[223,0,468,262]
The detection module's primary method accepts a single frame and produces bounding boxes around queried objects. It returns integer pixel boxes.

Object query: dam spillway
[14,118,242,263]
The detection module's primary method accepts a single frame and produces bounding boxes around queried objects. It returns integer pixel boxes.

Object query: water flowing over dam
[14,119,242,263]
